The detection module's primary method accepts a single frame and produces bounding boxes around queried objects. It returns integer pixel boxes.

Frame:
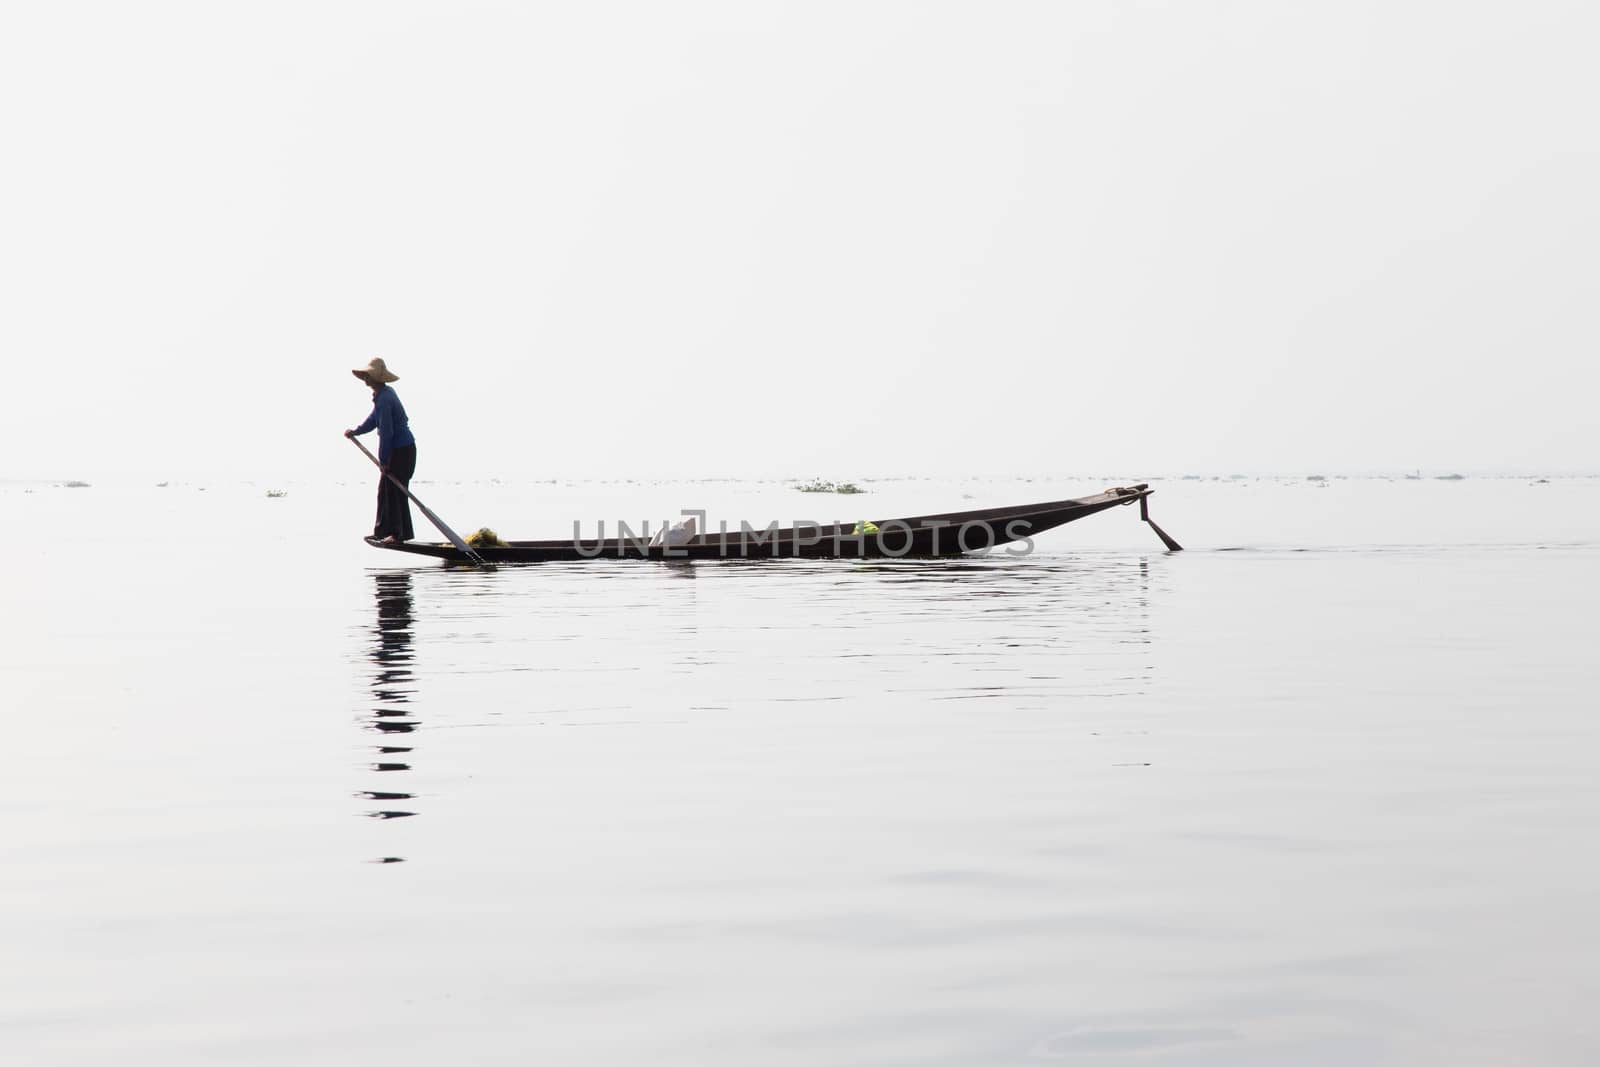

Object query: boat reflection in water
[361,571,418,858]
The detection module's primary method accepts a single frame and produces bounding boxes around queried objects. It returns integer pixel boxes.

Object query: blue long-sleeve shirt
[353,386,415,464]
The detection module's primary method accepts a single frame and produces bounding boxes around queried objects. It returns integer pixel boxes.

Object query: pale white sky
[2,0,1594,482]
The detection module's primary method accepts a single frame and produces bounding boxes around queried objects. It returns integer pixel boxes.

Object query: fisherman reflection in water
[344,357,416,544]
[363,571,418,829]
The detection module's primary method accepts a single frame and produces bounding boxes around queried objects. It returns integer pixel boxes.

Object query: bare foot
[379,535,399,545]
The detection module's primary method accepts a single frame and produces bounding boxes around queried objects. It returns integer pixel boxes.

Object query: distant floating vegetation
[61,480,90,488]
[794,479,866,494]
[1436,473,1466,481]
[1306,475,1326,482]
[265,489,288,498]
[156,481,169,488]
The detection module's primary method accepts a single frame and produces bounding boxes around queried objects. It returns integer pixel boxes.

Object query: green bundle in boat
[467,527,508,548]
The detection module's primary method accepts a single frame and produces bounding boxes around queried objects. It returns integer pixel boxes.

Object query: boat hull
[363,486,1159,564]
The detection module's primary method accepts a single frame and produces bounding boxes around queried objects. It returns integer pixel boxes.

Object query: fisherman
[344,358,416,544]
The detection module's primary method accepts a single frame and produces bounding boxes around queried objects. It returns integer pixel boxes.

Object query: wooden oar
[1139,493,1184,552]
[348,436,488,567]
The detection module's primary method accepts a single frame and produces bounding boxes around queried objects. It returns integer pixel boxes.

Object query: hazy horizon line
[5,470,1596,487]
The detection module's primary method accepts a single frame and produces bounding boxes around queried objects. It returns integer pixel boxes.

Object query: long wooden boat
[363,483,1180,564]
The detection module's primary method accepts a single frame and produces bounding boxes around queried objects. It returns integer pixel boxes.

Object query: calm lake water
[4,476,1597,1065]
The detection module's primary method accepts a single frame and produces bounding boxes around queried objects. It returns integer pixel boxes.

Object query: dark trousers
[375,444,417,541]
